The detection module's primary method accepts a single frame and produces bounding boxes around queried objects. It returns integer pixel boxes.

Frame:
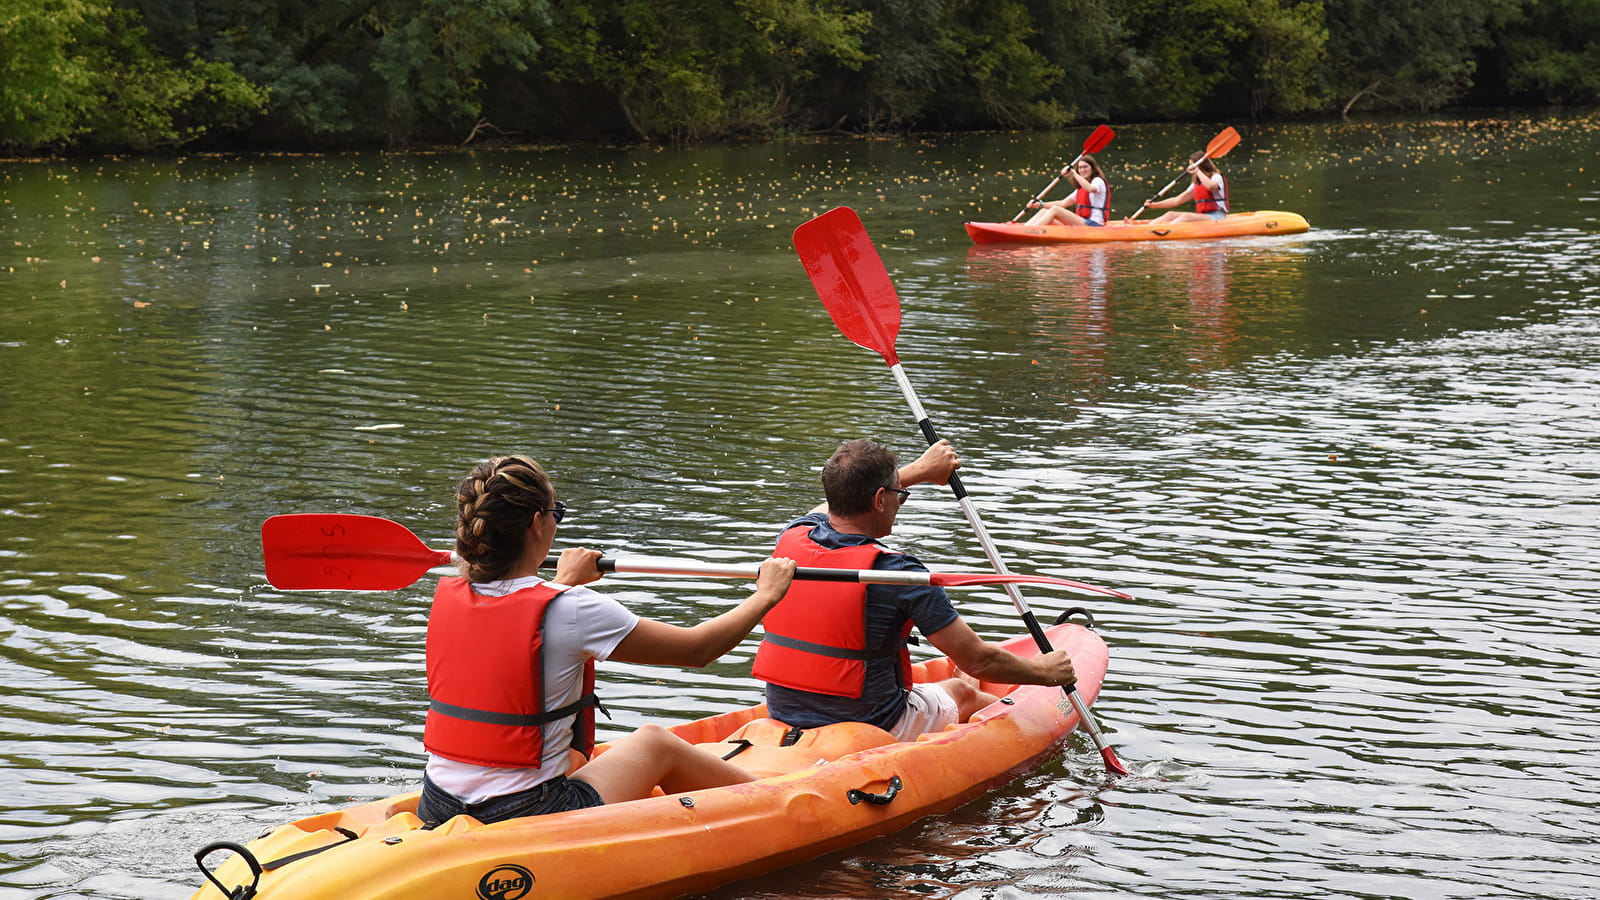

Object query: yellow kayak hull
[191,621,1110,900]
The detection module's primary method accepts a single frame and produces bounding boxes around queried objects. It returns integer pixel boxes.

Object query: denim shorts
[418,772,603,827]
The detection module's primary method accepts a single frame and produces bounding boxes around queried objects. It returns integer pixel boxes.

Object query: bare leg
[1027,205,1089,227]
[933,675,1002,722]
[572,724,754,804]
[1147,211,1209,225]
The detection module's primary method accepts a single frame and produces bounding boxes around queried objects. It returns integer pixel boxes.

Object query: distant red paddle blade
[1084,124,1115,154]
[793,207,903,366]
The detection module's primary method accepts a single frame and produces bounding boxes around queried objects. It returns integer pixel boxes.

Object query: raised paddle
[261,514,1136,596]
[1010,124,1116,222]
[1124,126,1240,222]
[792,206,1132,778]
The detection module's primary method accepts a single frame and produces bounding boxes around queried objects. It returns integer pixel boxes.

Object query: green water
[2,111,1597,899]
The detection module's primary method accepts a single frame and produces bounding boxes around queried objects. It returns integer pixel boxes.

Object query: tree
[1322,0,1517,116]
[0,0,264,152]
[1,0,107,149]
[1496,0,1600,103]
[1107,0,1327,118]
[537,0,869,141]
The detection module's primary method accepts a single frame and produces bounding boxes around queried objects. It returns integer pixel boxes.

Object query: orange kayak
[965,210,1310,244]
[191,618,1111,900]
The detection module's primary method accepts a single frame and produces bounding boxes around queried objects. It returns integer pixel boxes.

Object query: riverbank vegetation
[3,0,1597,153]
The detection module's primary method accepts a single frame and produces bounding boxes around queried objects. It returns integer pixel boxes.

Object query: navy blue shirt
[764,513,961,731]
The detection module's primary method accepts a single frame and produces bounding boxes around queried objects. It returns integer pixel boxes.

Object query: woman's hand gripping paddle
[1010,124,1116,222]
[1124,126,1240,222]
[262,514,1135,596]
[792,207,1133,777]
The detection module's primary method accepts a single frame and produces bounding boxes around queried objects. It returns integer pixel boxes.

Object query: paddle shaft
[260,514,1131,594]
[1011,151,1088,223]
[885,363,1128,774]
[793,206,1132,776]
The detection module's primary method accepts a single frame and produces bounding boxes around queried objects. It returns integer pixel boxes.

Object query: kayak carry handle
[196,841,262,900]
[846,774,903,806]
[1054,606,1097,629]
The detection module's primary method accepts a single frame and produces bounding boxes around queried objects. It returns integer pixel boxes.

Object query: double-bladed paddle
[792,206,1133,777]
[1010,124,1116,222]
[1124,126,1240,222]
[261,514,1136,596]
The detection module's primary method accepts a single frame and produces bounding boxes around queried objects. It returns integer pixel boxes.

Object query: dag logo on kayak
[477,864,533,900]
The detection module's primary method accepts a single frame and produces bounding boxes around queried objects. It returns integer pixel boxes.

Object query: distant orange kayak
[966,210,1310,244]
[191,619,1111,900]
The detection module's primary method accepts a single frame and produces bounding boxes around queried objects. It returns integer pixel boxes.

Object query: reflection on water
[3,113,1599,900]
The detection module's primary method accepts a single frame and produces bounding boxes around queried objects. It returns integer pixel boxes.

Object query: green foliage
[0,0,107,149]
[2,0,1596,151]
[369,0,550,146]
[1110,0,1327,118]
[1499,0,1600,103]
[937,0,1069,128]
[538,0,869,140]
[1323,0,1519,114]
[0,0,264,152]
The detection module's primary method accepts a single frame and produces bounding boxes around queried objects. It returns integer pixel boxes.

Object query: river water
[2,112,1597,900]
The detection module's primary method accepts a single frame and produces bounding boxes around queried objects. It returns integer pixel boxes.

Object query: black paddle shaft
[911,417,1057,654]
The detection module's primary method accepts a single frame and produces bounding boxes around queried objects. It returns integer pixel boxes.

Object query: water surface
[2,112,1597,899]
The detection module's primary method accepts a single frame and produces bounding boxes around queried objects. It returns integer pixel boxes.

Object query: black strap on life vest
[428,692,599,728]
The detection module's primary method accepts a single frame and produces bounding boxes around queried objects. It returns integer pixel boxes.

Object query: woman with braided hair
[416,454,796,827]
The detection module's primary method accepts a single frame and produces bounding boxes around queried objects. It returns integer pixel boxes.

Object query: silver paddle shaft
[888,362,1122,761]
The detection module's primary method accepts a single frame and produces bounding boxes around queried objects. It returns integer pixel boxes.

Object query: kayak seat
[699,717,898,779]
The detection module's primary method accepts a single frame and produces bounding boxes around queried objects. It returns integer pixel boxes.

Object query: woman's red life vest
[752,525,914,698]
[1073,179,1110,224]
[424,577,597,768]
[1193,173,1229,213]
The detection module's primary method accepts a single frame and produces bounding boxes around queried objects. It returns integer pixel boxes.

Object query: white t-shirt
[425,576,640,803]
[1081,177,1108,224]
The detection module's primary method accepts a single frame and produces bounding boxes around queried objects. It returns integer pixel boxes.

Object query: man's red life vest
[753,525,914,698]
[1073,180,1110,224]
[1193,173,1229,213]
[424,577,597,768]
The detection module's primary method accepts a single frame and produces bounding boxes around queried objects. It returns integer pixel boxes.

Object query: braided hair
[454,455,555,583]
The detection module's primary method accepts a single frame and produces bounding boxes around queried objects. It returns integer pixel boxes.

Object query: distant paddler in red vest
[1025,155,1112,227]
[418,454,796,827]
[754,439,1077,741]
[1144,150,1230,224]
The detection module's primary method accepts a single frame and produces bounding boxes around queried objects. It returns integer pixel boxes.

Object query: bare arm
[923,617,1076,687]
[609,557,797,668]
[899,439,960,487]
[1147,185,1196,210]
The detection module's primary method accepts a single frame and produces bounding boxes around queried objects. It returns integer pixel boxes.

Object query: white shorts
[888,682,960,742]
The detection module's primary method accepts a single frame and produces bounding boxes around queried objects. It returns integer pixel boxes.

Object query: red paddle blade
[930,571,1133,599]
[1207,126,1241,159]
[793,207,902,366]
[1083,124,1116,154]
[261,514,451,590]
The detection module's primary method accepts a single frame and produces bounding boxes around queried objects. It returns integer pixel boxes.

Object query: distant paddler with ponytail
[417,454,796,828]
[1143,150,1230,224]
[1128,127,1240,225]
